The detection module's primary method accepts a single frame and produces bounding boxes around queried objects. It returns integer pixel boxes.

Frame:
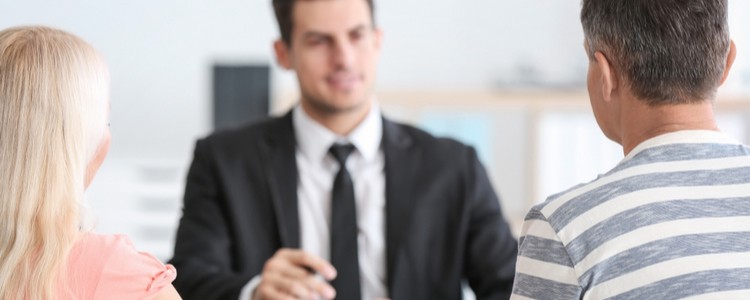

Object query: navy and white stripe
[512,130,750,299]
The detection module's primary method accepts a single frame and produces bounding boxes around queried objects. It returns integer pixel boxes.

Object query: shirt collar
[293,100,383,163]
[623,129,742,161]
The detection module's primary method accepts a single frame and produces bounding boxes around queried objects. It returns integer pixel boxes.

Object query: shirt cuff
[239,275,263,300]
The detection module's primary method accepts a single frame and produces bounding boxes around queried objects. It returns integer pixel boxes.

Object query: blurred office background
[2,2,750,296]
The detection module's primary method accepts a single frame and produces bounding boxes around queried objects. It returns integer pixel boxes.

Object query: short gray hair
[581,0,730,105]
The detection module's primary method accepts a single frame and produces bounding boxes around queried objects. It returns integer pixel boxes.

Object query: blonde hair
[0,26,109,299]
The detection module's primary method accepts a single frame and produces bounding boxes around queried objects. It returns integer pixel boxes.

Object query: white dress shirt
[240,102,388,300]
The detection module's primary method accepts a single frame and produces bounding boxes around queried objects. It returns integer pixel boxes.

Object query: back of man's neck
[620,100,718,155]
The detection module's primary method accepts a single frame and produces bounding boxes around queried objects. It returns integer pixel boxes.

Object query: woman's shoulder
[69,233,177,299]
[76,232,133,252]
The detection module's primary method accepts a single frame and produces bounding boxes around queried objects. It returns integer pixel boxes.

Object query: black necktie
[328,143,361,300]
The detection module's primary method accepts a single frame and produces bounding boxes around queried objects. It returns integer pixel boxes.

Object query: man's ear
[594,51,618,103]
[373,27,383,52]
[273,39,293,70]
[719,40,737,85]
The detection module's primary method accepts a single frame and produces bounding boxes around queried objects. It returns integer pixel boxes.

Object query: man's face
[277,0,382,115]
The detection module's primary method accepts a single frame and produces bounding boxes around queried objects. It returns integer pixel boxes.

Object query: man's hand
[253,249,338,300]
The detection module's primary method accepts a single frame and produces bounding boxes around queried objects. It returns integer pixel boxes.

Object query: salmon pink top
[57,233,177,299]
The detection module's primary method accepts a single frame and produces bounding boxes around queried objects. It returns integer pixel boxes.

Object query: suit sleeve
[462,147,519,300]
[169,139,253,300]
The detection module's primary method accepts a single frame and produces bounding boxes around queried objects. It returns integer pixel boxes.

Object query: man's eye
[351,30,367,42]
[307,37,327,46]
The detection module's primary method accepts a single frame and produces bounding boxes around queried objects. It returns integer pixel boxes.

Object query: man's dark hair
[272,0,375,46]
[581,0,730,105]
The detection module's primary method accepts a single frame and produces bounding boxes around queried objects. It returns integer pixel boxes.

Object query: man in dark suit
[169,0,518,299]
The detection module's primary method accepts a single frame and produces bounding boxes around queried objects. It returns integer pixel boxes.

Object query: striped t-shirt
[512,130,750,299]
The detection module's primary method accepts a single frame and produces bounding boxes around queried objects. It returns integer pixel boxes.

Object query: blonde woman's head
[0,26,110,299]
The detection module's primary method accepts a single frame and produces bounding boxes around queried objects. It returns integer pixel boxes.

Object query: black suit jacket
[169,111,518,300]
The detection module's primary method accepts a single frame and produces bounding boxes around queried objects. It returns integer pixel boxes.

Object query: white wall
[1,0,279,160]
[377,0,586,89]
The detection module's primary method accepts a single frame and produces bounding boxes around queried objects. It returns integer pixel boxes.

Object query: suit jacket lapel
[262,111,301,248]
[261,113,420,293]
[382,117,420,295]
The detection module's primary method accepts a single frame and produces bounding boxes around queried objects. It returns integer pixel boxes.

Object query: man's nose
[331,40,355,69]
